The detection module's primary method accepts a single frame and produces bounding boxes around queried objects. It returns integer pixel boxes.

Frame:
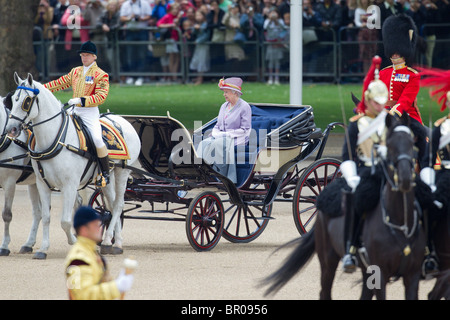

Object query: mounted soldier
[44,41,111,186]
[338,56,391,272]
[416,66,450,277]
[375,14,428,170]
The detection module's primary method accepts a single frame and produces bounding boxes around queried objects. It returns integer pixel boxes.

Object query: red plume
[417,66,450,112]
[356,56,383,114]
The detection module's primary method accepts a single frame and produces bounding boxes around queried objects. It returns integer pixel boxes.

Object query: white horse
[0,95,42,257]
[6,73,141,259]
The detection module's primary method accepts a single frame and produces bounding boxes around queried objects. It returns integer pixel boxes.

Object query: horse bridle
[9,85,40,128]
[9,84,64,131]
[379,125,418,239]
[380,126,415,192]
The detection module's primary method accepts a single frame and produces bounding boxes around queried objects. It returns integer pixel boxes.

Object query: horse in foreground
[262,114,426,299]
[6,73,141,259]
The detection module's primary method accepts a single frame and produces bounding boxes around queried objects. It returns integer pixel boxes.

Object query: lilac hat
[218,77,243,95]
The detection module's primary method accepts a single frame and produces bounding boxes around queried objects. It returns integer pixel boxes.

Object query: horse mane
[32,81,63,107]
[385,113,411,137]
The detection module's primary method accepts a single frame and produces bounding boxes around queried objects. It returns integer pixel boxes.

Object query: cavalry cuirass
[356,114,387,166]
[435,117,450,168]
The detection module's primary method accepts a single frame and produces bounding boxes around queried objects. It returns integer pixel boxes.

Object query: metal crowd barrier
[34,24,450,84]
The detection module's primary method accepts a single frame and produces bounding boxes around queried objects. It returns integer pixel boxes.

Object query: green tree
[0,0,40,94]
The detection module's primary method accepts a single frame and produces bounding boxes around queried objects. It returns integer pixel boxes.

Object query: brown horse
[262,114,426,299]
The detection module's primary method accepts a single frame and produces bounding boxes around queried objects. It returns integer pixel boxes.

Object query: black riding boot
[97,155,111,187]
[342,189,358,273]
[422,209,439,278]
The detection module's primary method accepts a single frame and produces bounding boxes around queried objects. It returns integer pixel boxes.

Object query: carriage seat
[196,105,316,187]
[234,106,318,187]
[234,116,297,187]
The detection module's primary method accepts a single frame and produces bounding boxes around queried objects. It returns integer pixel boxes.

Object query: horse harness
[9,85,103,191]
[359,125,422,279]
[0,104,34,182]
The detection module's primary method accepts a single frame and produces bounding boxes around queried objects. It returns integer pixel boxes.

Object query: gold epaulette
[407,67,418,74]
[380,65,392,72]
[349,113,364,122]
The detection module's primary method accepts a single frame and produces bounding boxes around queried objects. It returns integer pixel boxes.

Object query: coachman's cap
[382,14,417,65]
[78,41,97,55]
[218,77,243,95]
[73,206,101,229]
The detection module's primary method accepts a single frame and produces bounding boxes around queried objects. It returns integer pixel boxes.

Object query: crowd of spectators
[34,0,450,84]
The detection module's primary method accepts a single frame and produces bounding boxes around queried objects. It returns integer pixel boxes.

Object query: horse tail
[428,270,450,300]
[261,228,316,296]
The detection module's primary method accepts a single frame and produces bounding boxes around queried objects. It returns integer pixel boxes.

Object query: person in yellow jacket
[44,41,111,185]
[65,206,134,300]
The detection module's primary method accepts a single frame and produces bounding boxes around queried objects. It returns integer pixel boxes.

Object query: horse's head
[6,73,41,138]
[385,113,415,193]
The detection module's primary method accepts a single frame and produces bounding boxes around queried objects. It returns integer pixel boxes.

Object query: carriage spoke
[225,206,239,233]
[298,195,316,204]
[186,192,224,251]
[303,209,317,228]
[298,204,316,215]
[313,170,321,192]
[293,158,341,235]
[304,180,320,197]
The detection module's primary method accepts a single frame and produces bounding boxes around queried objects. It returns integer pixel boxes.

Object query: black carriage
[89,104,343,251]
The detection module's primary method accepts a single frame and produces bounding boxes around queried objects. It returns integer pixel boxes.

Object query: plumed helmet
[382,14,417,65]
[356,56,388,113]
[77,41,97,55]
[365,79,389,105]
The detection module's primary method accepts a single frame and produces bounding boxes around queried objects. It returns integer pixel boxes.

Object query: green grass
[52,82,439,131]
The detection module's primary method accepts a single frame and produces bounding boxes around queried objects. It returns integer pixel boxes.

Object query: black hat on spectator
[382,14,417,65]
[78,41,97,55]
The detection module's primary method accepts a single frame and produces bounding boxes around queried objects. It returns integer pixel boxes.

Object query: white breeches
[71,106,105,148]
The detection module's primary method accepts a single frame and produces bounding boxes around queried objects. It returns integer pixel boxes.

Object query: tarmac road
[0,134,436,300]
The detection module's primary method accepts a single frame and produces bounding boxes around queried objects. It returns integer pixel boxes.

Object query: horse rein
[379,125,419,239]
[380,125,415,192]
[9,84,70,161]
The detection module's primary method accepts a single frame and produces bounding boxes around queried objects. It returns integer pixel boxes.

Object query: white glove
[68,98,82,106]
[212,130,228,138]
[115,270,134,293]
[340,160,360,191]
[420,167,436,192]
[375,145,387,159]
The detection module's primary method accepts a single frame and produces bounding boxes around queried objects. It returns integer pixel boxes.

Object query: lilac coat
[212,99,252,145]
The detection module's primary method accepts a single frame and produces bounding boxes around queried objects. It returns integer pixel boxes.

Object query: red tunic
[357,63,422,125]
[379,64,422,124]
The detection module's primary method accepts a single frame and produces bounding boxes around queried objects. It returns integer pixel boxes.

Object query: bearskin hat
[382,14,417,65]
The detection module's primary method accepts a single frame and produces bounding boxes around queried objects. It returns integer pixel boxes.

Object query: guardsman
[416,67,450,277]
[378,14,428,169]
[356,14,428,169]
[44,41,111,186]
[65,206,134,300]
[339,56,391,272]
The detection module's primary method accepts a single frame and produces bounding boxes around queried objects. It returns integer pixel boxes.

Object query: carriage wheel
[221,199,273,243]
[293,158,341,235]
[186,191,224,252]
